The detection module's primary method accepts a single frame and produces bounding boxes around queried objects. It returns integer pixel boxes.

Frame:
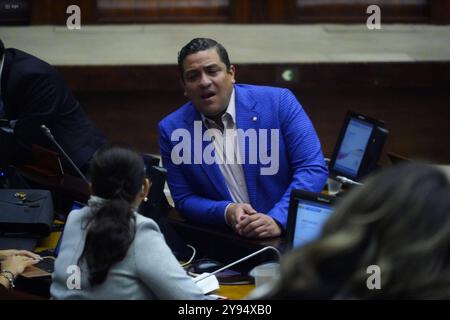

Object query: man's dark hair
[0,39,4,58]
[177,38,231,76]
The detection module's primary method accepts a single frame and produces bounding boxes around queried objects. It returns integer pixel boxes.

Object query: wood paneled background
[57,62,450,164]
[2,1,449,163]
[0,0,443,25]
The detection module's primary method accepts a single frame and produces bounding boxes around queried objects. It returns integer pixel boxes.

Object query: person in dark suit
[159,38,328,239]
[0,39,106,174]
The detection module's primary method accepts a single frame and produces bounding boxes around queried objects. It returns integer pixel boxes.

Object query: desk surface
[164,209,285,275]
[216,284,254,300]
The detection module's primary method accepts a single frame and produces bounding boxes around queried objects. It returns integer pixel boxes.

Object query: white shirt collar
[226,88,236,124]
[201,88,236,128]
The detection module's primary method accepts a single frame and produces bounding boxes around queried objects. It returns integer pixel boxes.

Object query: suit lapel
[235,86,259,206]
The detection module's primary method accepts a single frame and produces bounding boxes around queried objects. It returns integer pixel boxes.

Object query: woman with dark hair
[50,144,204,299]
[251,163,450,299]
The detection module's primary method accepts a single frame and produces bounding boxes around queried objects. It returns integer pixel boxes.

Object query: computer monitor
[286,189,335,250]
[138,164,170,221]
[139,157,190,260]
[329,111,388,181]
[142,153,160,170]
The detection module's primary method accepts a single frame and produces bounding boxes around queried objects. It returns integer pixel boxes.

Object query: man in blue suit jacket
[159,38,327,238]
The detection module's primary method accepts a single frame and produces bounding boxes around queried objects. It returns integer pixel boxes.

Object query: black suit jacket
[0,48,106,172]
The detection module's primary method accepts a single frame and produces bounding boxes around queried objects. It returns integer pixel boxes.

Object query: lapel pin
[252,116,257,121]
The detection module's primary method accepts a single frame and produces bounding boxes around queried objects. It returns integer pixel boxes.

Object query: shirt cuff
[224,203,234,226]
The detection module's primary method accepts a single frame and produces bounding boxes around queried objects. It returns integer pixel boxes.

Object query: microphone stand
[193,246,282,282]
[335,175,364,186]
[40,125,90,186]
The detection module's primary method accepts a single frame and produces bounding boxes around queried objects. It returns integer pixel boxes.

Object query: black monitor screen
[286,190,335,250]
[329,111,388,181]
[333,118,374,178]
[292,199,333,248]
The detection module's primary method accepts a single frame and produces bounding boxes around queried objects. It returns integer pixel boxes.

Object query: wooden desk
[164,209,285,273]
[216,284,255,300]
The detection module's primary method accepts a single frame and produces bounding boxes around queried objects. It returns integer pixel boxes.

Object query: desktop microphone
[40,124,90,186]
[193,246,282,283]
[335,176,364,186]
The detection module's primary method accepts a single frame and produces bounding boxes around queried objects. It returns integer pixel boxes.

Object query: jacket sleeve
[11,66,78,164]
[134,220,205,300]
[267,89,328,228]
[158,121,232,226]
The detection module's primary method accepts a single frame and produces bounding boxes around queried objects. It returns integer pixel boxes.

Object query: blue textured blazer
[159,84,328,229]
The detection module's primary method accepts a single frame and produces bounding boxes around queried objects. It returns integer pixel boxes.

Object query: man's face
[182,48,235,117]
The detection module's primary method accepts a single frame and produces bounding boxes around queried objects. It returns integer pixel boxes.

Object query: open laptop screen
[329,111,388,181]
[286,190,335,250]
[293,199,333,248]
[333,118,373,178]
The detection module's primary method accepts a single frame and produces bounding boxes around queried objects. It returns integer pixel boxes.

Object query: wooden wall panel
[56,62,450,164]
[26,0,450,25]
[290,0,430,23]
[58,62,450,92]
[29,0,230,24]
[96,0,230,23]
[30,0,97,24]
[430,0,450,24]
[231,0,287,23]
[0,0,30,25]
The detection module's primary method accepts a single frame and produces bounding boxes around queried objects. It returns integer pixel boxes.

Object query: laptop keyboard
[35,257,55,273]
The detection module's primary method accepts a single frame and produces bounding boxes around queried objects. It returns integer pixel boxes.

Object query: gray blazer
[50,207,204,300]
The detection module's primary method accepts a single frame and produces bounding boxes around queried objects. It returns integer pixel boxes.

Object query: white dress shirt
[201,89,250,222]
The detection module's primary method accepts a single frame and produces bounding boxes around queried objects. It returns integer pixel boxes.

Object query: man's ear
[180,79,187,96]
[229,64,236,83]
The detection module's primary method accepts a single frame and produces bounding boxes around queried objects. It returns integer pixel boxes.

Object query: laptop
[328,111,388,182]
[21,201,86,278]
[285,189,335,250]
